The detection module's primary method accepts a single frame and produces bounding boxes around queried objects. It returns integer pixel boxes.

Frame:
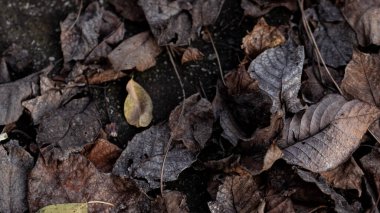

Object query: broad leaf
[248,40,304,113]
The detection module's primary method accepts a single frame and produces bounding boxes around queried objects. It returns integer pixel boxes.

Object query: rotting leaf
[248,39,305,113]
[169,94,214,152]
[300,67,325,104]
[320,157,364,196]
[123,78,153,128]
[28,153,150,212]
[109,0,145,22]
[282,97,380,172]
[241,0,297,18]
[112,124,196,190]
[341,50,380,107]
[0,141,34,212]
[313,22,356,68]
[181,47,204,64]
[241,17,285,59]
[108,31,161,71]
[36,98,101,160]
[60,2,103,63]
[341,0,380,46]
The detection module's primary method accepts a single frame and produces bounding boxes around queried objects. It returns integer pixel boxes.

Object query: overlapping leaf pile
[1,0,380,212]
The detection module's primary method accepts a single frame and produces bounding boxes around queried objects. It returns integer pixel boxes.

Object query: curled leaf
[124,79,153,128]
[181,47,204,64]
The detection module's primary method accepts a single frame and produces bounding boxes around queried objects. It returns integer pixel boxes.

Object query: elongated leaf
[283,98,380,172]
[37,203,87,213]
[248,40,304,113]
[123,79,153,127]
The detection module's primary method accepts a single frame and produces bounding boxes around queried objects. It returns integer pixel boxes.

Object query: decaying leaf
[169,94,213,152]
[341,50,380,107]
[123,79,153,128]
[283,96,380,172]
[341,0,380,46]
[300,67,325,104]
[112,124,196,190]
[0,141,34,212]
[313,22,355,68]
[317,0,344,22]
[224,66,259,96]
[241,0,297,18]
[37,203,87,213]
[320,158,364,196]
[36,98,101,160]
[241,18,285,59]
[138,0,225,45]
[208,173,263,213]
[360,147,380,195]
[28,153,149,212]
[2,44,32,78]
[181,47,204,64]
[60,2,103,63]
[163,191,189,213]
[108,31,162,71]
[109,0,145,21]
[248,40,305,113]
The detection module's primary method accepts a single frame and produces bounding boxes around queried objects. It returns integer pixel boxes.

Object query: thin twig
[298,0,343,95]
[68,0,83,31]
[87,201,114,207]
[205,28,226,86]
[160,46,187,195]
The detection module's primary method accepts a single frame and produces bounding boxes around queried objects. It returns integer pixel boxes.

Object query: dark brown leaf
[28,153,149,212]
[0,58,10,83]
[2,44,32,78]
[241,0,297,18]
[112,124,196,190]
[0,141,34,212]
[169,94,214,152]
[224,66,259,96]
[300,67,325,104]
[360,147,380,197]
[109,0,145,21]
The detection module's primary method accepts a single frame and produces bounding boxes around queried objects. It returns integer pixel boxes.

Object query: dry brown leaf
[341,50,380,107]
[181,47,204,64]
[123,79,153,128]
[320,158,364,196]
[108,31,162,71]
[283,97,380,172]
[163,191,190,213]
[241,18,285,59]
[341,0,380,46]
[224,66,259,96]
[74,69,127,85]
[241,0,297,18]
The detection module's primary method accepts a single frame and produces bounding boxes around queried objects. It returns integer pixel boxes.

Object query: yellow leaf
[124,79,153,127]
[37,203,87,213]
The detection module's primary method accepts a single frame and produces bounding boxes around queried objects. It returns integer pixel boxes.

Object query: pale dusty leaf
[313,22,356,68]
[0,141,34,212]
[112,124,196,190]
[320,158,364,196]
[317,0,344,22]
[241,0,297,18]
[341,0,380,46]
[248,40,305,113]
[181,47,204,64]
[37,203,87,213]
[108,31,161,71]
[341,50,380,107]
[241,18,285,58]
[123,79,153,128]
[283,98,380,172]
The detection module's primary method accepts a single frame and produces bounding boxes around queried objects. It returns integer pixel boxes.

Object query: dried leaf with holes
[241,18,285,59]
[181,47,204,64]
[108,31,161,71]
[248,40,305,113]
[123,79,153,128]
[282,95,380,172]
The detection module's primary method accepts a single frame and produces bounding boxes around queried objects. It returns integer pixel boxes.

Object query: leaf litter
[1,0,380,212]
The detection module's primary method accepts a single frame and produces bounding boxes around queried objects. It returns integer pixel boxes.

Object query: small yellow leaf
[124,79,153,127]
[37,203,87,213]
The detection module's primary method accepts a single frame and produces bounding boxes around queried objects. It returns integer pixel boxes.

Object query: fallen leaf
[320,158,364,196]
[108,31,162,71]
[241,18,285,59]
[0,58,11,83]
[2,44,32,79]
[181,47,204,64]
[208,173,263,213]
[36,98,101,160]
[112,124,196,190]
[220,109,249,146]
[83,138,122,173]
[317,0,344,22]
[282,97,380,172]
[241,0,297,18]
[123,79,153,128]
[341,50,380,107]
[224,66,259,96]
[360,147,380,196]
[248,40,305,113]
[37,203,87,213]
[169,93,214,152]
[138,0,225,45]
[60,2,103,63]
[0,141,34,212]
[300,67,325,104]
[109,0,145,21]
[163,191,189,213]
[313,22,356,68]
[28,153,150,212]
[341,0,380,46]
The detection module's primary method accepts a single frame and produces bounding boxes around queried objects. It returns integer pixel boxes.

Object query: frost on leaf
[248,40,305,113]
[283,97,380,172]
